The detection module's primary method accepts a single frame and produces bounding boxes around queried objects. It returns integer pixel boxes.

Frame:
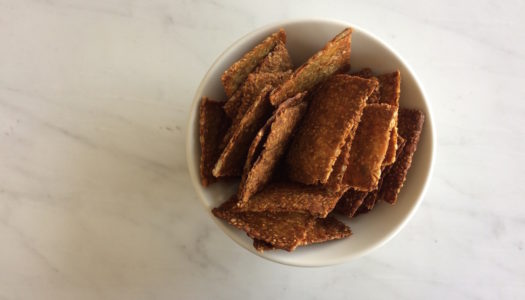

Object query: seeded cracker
[223,41,293,119]
[286,75,376,185]
[237,182,347,218]
[253,215,351,252]
[269,28,352,106]
[379,109,425,204]
[238,93,308,204]
[334,189,368,217]
[213,86,274,177]
[343,103,397,191]
[221,29,286,98]
[199,97,230,186]
[233,71,292,126]
[212,196,313,251]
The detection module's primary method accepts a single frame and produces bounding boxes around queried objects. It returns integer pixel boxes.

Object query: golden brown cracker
[213,86,274,177]
[199,97,230,186]
[379,109,425,204]
[223,89,242,119]
[237,182,346,218]
[238,93,308,204]
[343,103,397,191]
[286,75,376,185]
[221,29,286,98]
[256,41,293,73]
[269,28,352,106]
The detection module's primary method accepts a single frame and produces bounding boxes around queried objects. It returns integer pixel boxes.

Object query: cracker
[223,89,243,119]
[221,29,286,98]
[286,75,376,185]
[238,93,308,204]
[233,71,292,125]
[343,103,397,191]
[353,69,402,166]
[379,109,425,204]
[269,28,352,106]
[223,42,293,119]
[256,41,293,73]
[253,216,351,252]
[213,86,274,177]
[213,196,313,251]
[325,134,353,193]
[334,189,368,217]
[304,215,351,245]
[199,97,230,186]
[237,182,346,218]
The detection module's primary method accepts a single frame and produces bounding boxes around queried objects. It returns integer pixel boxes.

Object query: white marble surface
[0,0,524,299]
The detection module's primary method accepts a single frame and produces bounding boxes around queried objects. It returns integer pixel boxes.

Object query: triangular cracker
[269,28,352,106]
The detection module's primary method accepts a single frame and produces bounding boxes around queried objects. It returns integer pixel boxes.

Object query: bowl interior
[186,19,434,267]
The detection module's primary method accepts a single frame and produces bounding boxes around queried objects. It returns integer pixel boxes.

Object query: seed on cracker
[343,103,397,191]
[269,28,352,106]
[379,109,425,204]
[199,97,230,186]
[286,74,376,185]
[213,86,274,177]
[238,92,308,204]
[237,182,346,218]
[221,29,286,98]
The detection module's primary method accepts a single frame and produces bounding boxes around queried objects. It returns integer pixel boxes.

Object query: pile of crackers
[199,28,425,252]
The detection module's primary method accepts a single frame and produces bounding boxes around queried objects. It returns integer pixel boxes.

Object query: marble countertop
[1,0,524,299]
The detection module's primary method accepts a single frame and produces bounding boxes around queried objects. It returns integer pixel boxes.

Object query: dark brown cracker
[334,189,368,217]
[221,29,286,98]
[379,109,425,204]
[285,75,376,185]
[237,182,347,218]
[213,86,274,177]
[269,28,352,106]
[253,239,275,252]
[212,197,313,251]
[253,216,351,252]
[238,93,308,204]
[199,97,230,186]
[343,103,397,191]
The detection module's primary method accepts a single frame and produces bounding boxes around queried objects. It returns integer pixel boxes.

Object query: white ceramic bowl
[186,19,435,267]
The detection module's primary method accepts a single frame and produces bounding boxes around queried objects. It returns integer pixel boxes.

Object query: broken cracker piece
[379,109,425,204]
[237,182,346,218]
[269,28,352,106]
[213,86,274,177]
[343,103,397,191]
[221,29,286,98]
[223,89,243,119]
[213,196,313,251]
[286,74,376,185]
[238,92,308,204]
[199,97,230,186]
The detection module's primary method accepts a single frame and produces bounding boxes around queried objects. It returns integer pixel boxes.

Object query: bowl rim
[186,18,436,267]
